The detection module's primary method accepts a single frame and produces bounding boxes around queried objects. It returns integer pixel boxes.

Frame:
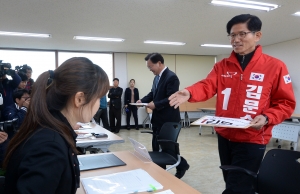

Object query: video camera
[15,64,29,73]
[0,60,15,77]
[0,118,18,134]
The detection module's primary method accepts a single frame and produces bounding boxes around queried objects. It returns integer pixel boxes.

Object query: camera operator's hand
[23,98,30,108]
[0,132,8,143]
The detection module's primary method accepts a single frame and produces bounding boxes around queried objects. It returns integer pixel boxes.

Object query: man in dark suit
[137,53,189,179]
[108,78,123,133]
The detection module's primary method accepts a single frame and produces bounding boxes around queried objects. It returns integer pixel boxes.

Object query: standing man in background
[169,14,296,193]
[137,53,189,179]
[19,65,34,93]
[94,95,111,131]
[108,78,123,133]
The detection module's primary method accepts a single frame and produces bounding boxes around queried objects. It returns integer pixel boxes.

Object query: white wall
[216,54,229,62]
[112,53,127,126]
[113,53,148,127]
[263,38,300,113]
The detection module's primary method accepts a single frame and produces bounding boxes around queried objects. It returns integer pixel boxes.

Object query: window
[0,50,55,81]
[58,52,113,85]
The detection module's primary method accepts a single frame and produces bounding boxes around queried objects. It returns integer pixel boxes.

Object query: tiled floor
[109,126,300,194]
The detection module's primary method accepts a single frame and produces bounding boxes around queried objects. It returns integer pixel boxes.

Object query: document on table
[77,122,92,129]
[129,103,148,106]
[81,168,163,194]
[191,115,252,128]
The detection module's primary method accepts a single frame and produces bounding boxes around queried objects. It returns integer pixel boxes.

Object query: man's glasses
[227,31,256,40]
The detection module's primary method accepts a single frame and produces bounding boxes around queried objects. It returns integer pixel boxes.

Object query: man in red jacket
[169,14,296,194]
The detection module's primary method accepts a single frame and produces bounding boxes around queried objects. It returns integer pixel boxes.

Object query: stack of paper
[81,169,163,194]
[77,122,92,129]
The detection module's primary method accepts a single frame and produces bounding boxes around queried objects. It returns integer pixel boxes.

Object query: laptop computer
[78,153,126,171]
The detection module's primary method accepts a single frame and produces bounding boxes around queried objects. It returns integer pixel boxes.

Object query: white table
[272,114,300,151]
[77,151,201,194]
[76,123,124,152]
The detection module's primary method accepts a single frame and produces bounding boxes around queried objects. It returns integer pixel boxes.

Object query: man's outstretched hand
[169,89,191,109]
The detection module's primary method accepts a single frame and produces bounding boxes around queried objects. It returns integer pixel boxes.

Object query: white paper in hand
[129,103,148,106]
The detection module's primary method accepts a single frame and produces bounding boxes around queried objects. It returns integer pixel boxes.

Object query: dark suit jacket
[141,67,180,128]
[108,87,123,109]
[124,87,139,106]
[5,111,79,194]
[3,104,27,131]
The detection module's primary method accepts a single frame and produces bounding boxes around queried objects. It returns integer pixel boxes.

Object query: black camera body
[0,118,18,134]
[0,60,13,77]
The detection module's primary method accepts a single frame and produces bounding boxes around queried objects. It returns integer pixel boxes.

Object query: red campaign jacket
[186,45,296,144]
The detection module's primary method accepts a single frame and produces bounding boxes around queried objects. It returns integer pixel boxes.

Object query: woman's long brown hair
[3,57,110,168]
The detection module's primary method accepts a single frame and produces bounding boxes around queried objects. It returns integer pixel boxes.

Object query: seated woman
[3,57,109,194]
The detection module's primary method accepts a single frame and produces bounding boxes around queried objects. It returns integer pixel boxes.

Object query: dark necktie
[154,75,160,89]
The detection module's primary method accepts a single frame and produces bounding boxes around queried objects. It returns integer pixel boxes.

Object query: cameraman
[0,67,20,166]
[16,72,28,90]
[18,65,34,93]
[0,69,21,116]
[3,89,30,134]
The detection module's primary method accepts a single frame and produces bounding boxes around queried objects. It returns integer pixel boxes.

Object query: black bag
[93,108,103,122]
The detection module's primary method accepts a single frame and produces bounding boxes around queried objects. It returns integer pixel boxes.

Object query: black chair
[220,149,300,194]
[141,122,182,171]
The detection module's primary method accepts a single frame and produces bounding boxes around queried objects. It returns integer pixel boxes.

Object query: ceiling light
[73,36,124,42]
[201,44,232,48]
[211,0,279,11]
[144,40,186,45]
[0,31,51,38]
[293,12,300,16]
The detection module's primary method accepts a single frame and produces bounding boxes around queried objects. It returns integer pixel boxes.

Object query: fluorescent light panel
[144,40,186,45]
[211,0,279,11]
[201,44,232,48]
[293,11,300,16]
[73,36,124,42]
[0,31,51,38]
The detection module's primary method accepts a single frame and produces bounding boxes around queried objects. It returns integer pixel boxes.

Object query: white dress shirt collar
[158,66,167,77]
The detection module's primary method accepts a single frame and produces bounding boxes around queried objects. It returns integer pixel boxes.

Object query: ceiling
[0,0,300,56]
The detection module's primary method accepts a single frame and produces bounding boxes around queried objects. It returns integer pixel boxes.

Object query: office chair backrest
[257,149,300,194]
[158,122,182,142]
[157,140,180,159]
